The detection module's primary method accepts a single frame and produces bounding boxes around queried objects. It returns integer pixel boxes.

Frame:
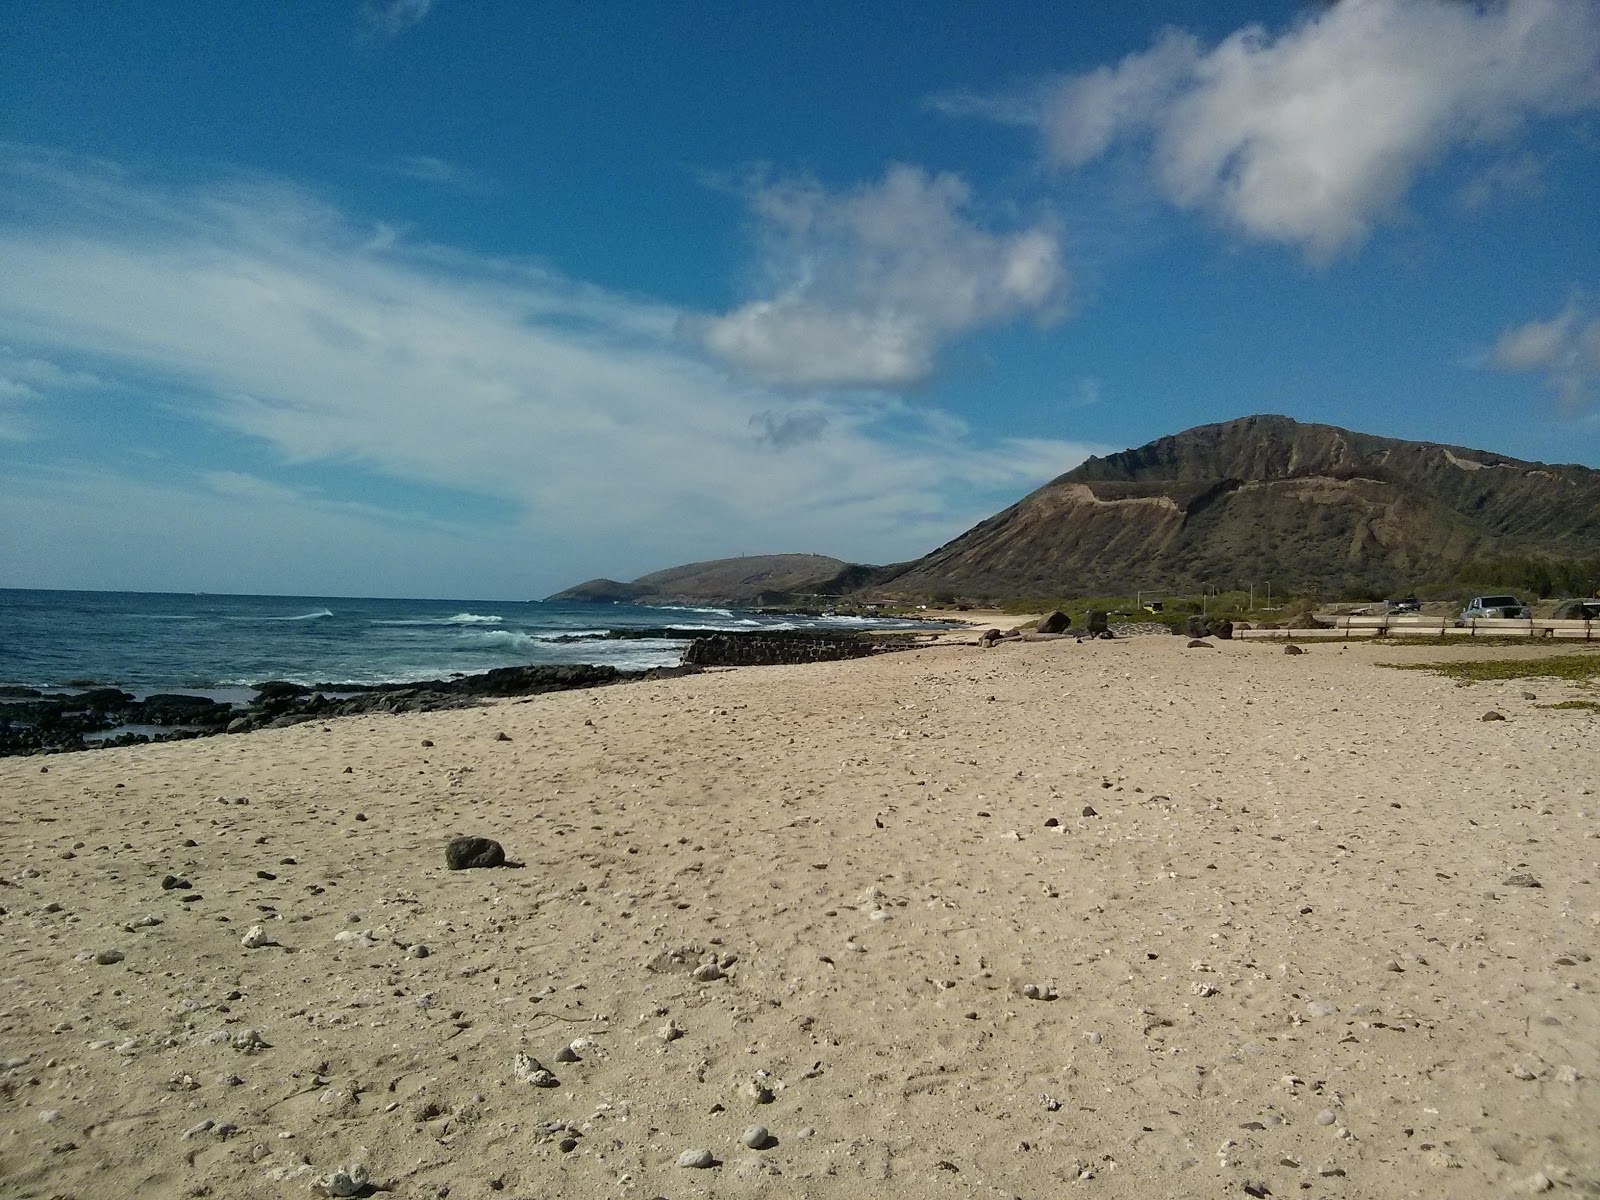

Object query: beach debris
[677,1148,716,1168]
[241,925,270,949]
[1505,872,1542,888]
[741,1124,772,1150]
[445,836,505,870]
[124,914,162,930]
[90,948,124,966]
[513,1051,559,1087]
[1482,711,1506,722]
[1284,644,1304,655]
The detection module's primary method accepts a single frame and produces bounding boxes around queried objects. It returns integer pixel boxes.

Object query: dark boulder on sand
[446,836,506,870]
[1036,611,1072,634]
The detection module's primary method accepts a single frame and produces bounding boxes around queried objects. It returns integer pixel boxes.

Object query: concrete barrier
[1239,616,1598,640]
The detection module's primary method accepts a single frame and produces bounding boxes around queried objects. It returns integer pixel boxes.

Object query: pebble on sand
[240,925,269,949]
[741,1124,772,1150]
[677,1148,715,1168]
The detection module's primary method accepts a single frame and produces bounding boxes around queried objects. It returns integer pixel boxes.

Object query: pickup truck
[1459,595,1532,622]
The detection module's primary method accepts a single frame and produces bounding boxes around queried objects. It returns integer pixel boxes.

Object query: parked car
[1459,594,1532,622]
[1384,597,1422,614]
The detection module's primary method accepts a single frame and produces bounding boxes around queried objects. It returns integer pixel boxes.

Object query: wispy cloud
[0,149,1104,592]
[945,0,1600,260]
[384,154,479,190]
[360,0,433,40]
[1494,296,1600,412]
[690,164,1066,388]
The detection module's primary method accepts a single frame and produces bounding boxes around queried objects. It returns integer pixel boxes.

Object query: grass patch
[1535,699,1600,712]
[1384,652,1600,683]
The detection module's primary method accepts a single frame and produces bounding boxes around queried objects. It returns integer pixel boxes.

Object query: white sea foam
[231,608,334,622]
[373,612,504,627]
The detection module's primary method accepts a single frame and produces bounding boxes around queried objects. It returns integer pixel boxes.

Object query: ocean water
[0,589,934,696]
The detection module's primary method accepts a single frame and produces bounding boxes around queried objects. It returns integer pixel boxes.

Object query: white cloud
[975,0,1600,259]
[692,164,1066,387]
[360,0,433,39]
[1494,297,1600,410]
[0,151,1102,594]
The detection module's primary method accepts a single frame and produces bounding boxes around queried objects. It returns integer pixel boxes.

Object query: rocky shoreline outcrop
[0,630,926,757]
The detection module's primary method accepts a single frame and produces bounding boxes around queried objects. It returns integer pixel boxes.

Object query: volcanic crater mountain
[551,416,1600,603]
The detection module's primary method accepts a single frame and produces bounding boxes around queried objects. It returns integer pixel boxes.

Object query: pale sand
[2,637,1597,1200]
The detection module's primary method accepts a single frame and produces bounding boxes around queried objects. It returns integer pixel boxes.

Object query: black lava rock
[446,836,506,870]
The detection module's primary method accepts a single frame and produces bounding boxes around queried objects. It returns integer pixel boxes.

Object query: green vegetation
[1455,554,1600,599]
[1536,700,1600,713]
[1384,653,1600,684]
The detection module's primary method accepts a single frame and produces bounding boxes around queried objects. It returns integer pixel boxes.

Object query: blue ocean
[0,589,931,698]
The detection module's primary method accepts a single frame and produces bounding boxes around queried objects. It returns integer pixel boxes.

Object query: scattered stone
[1315,1109,1337,1126]
[744,1071,776,1104]
[421,739,434,747]
[1306,999,1338,1018]
[677,1148,715,1169]
[554,1045,579,1063]
[1187,639,1212,649]
[658,1020,685,1042]
[691,961,724,983]
[408,944,430,958]
[1081,805,1097,818]
[513,1051,559,1087]
[1482,711,1506,722]
[93,948,124,966]
[124,914,162,930]
[241,925,270,949]
[161,875,192,890]
[1044,817,1059,828]
[445,836,505,870]
[741,1125,772,1150]
[1284,644,1304,655]
[494,731,511,742]
[233,1029,268,1054]
[1521,691,1537,701]
[558,1136,578,1153]
[310,1162,370,1197]
[1020,983,1057,1001]
[1505,872,1542,888]
[1512,1063,1539,1080]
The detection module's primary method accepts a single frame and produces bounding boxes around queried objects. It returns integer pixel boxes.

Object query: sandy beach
[2,634,1597,1200]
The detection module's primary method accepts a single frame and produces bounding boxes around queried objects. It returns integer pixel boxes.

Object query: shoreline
[1,635,1595,1198]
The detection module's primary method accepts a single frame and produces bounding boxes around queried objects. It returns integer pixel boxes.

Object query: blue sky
[2,0,1599,599]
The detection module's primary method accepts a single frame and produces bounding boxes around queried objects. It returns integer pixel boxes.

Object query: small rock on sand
[741,1124,771,1149]
[1505,872,1542,888]
[1482,711,1506,722]
[1284,644,1304,655]
[445,836,506,870]
[677,1148,715,1168]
